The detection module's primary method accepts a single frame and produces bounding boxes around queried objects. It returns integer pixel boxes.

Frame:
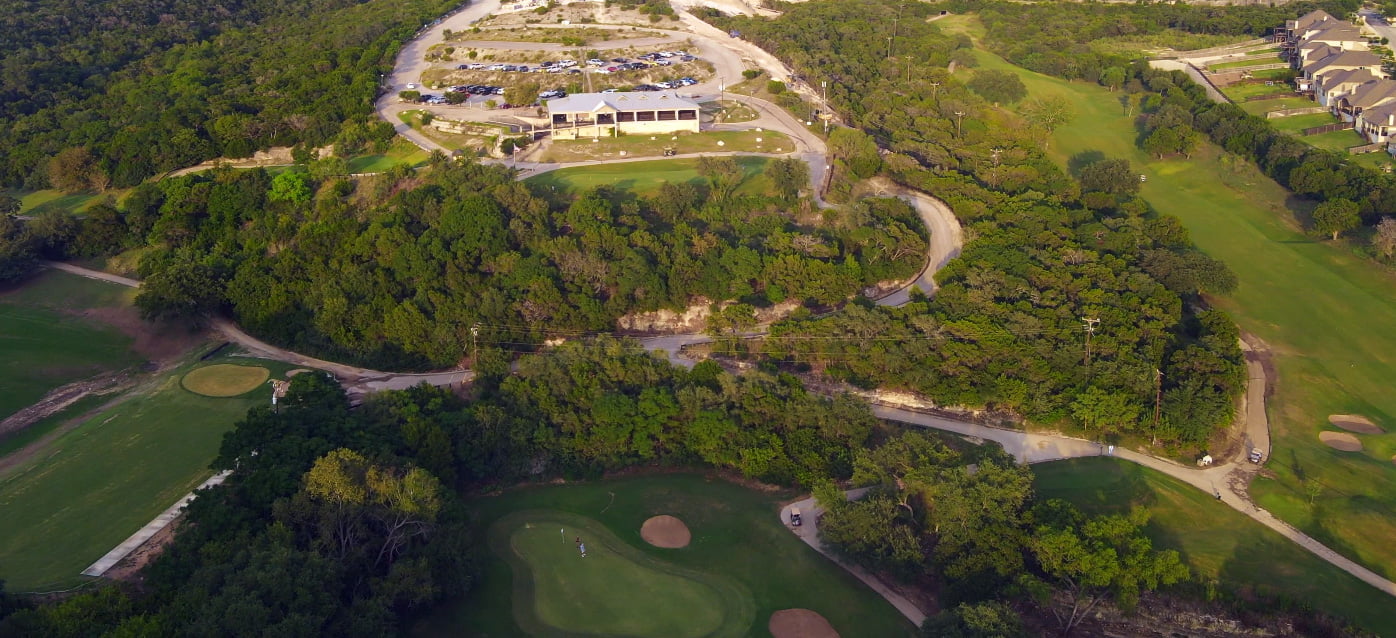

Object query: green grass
[969,33,1396,618]
[346,139,430,173]
[0,394,109,459]
[1220,82,1295,102]
[525,156,774,198]
[1207,56,1283,71]
[0,269,143,421]
[1034,458,1396,636]
[1303,128,1368,152]
[0,353,289,591]
[1,189,111,216]
[539,130,792,163]
[414,474,916,637]
[1240,97,1319,116]
[496,511,751,637]
[1268,112,1336,134]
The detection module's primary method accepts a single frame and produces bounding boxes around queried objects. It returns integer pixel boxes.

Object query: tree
[1077,158,1140,197]
[505,81,540,107]
[268,172,313,204]
[764,157,810,200]
[47,147,104,193]
[1018,96,1075,147]
[1029,502,1189,634]
[134,252,225,322]
[1374,217,1396,259]
[827,127,882,179]
[922,601,1026,638]
[967,70,1026,105]
[0,195,19,217]
[1100,67,1126,92]
[1070,386,1141,435]
[1312,198,1360,240]
[0,216,37,284]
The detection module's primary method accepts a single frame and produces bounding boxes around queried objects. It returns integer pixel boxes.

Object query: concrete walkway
[80,470,231,577]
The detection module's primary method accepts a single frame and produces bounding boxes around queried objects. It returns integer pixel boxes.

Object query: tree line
[0,340,1195,636]
[702,0,1245,451]
[0,0,458,190]
[3,155,925,370]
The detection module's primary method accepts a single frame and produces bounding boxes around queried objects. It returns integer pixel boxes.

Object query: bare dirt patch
[104,518,179,584]
[82,306,205,364]
[286,368,311,378]
[769,609,839,638]
[640,514,691,548]
[1319,431,1363,452]
[1327,414,1383,434]
[0,372,129,438]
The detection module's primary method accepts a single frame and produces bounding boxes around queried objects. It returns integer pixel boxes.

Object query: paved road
[864,178,963,306]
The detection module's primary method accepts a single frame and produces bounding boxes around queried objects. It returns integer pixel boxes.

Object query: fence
[1245,91,1297,102]
[1301,121,1354,135]
[1265,106,1327,119]
[1348,142,1386,154]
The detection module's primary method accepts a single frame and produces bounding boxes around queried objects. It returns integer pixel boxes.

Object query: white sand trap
[769,609,839,638]
[1328,414,1383,434]
[640,515,691,548]
[1319,431,1363,452]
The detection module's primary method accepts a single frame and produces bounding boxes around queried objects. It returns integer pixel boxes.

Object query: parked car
[611,57,628,63]
[601,88,621,93]
[1248,449,1264,464]
[587,58,606,66]
[656,60,672,67]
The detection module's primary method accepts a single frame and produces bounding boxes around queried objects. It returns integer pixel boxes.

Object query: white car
[587,58,606,66]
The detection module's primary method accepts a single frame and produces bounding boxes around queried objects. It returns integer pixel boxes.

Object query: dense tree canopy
[0,0,458,189]
[703,0,1245,448]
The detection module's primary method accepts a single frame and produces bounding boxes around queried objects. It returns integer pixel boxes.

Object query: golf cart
[790,507,802,526]
[663,147,677,157]
[1248,449,1264,464]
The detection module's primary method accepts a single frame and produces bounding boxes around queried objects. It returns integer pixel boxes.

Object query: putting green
[494,511,754,637]
[180,364,269,397]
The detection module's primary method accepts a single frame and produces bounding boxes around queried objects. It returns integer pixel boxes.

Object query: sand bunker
[1319,431,1363,452]
[769,609,839,638]
[639,515,691,548]
[286,368,311,378]
[1328,414,1384,434]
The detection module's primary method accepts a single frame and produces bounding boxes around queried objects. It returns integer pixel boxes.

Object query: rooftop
[546,91,701,113]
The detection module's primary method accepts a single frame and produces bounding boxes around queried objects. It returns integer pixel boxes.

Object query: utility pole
[953,110,965,137]
[1152,368,1164,445]
[470,322,480,358]
[1081,317,1100,366]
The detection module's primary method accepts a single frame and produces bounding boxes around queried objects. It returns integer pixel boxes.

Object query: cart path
[777,488,928,626]
[40,262,473,392]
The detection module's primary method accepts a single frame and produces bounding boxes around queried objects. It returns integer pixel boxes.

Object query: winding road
[38,0,1396,618]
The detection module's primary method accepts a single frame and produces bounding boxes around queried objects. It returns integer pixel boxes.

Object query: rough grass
[1241,97,1320,115]
[346,139,430,173]
[0,353,286,591]
[1269,112,1338,134]
[539,130,792,162]
[497,511,752,637]
[180,364,271,397]
[1220,81,1295,102]
[1034,458,1396,636]
[0,269,142,421]
[525,155,773,197]
[1,189,112,216]
[1206,56,1283,71]
[967,28,1396,617]
[414,474,917,637]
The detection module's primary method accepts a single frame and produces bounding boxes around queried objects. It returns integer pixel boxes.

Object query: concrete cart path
[80,470,232,577]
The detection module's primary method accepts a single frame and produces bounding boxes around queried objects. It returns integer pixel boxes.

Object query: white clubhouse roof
[546,91,701,113]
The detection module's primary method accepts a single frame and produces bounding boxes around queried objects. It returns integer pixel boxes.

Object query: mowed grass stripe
[956,35,1396,631]
[0,359,277,590]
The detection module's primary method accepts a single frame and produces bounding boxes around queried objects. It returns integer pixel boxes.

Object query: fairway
[499,511,750,637]
[525,156,773,198]
[0,269,143,421]
[415,474,915,637]
[1034,458,1396,635]
[0,355,283,591]
[181,364,270,397]
[961,30,1396,590]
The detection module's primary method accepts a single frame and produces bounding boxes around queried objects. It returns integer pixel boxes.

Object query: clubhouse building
[545,92,701,139]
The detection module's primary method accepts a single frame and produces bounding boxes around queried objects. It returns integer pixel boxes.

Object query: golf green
[494,511,754,637]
